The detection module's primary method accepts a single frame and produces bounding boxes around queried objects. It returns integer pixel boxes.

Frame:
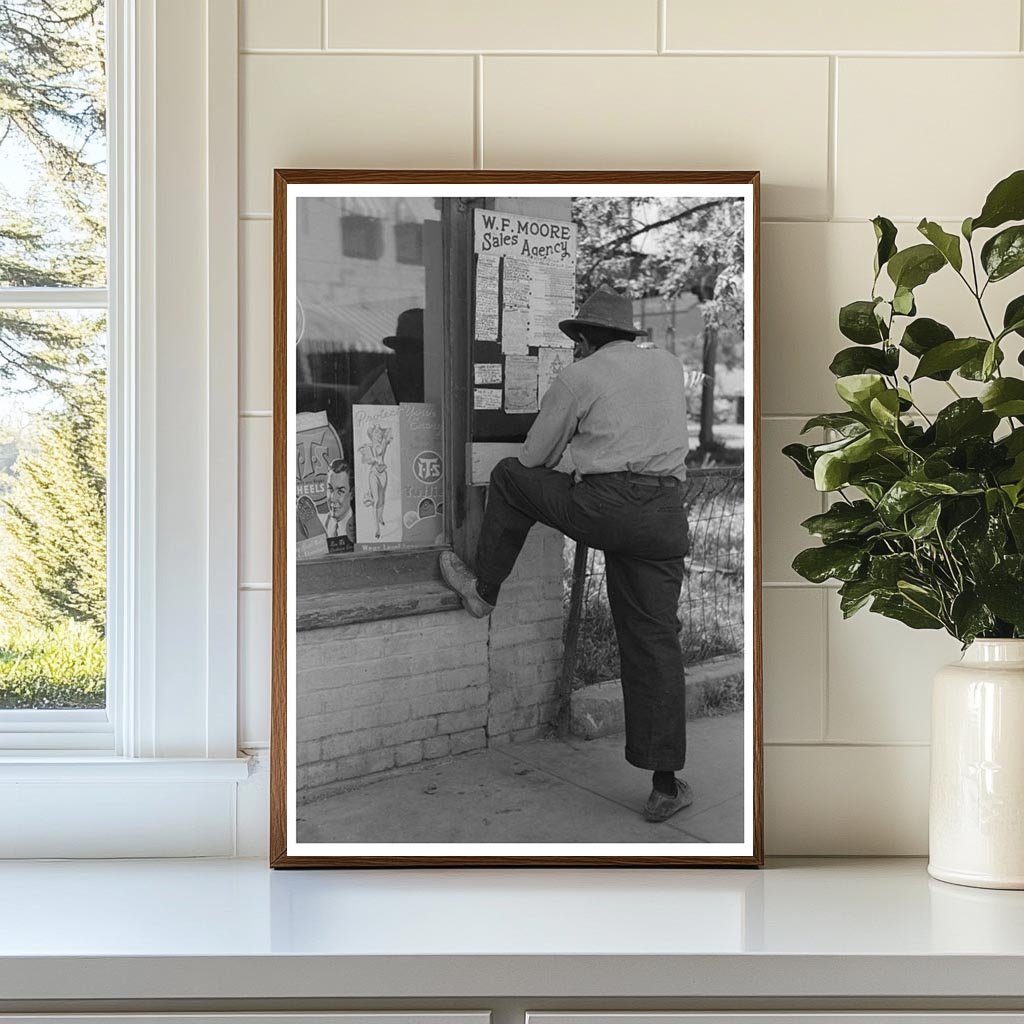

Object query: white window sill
[0,755,252,782]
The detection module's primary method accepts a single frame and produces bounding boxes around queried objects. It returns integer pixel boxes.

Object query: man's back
[523,340,690,481]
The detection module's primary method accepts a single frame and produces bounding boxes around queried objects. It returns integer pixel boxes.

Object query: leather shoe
[642,778,694,822]
[439,551,495,619]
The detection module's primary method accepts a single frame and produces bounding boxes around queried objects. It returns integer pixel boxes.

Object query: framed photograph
[271,171,762,867]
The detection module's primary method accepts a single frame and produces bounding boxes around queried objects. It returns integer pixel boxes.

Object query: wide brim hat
[383,307,424,349]
[558,285,647,341]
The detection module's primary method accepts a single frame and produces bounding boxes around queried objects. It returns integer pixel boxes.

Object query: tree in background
[0,0,105,395]
[0,0,107,696]
[0,370,105,633]
[573,197,745,454]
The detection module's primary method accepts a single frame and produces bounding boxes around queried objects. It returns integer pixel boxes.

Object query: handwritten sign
[475,363,503,385]
[474,209,577,266]
[474,388,502,410]
[474,253,500,341]
[504,355,539,414]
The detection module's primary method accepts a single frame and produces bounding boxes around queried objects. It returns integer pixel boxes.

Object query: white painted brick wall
[294,529,564,803]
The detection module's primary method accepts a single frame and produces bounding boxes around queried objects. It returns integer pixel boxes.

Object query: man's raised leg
[440,457,576,616]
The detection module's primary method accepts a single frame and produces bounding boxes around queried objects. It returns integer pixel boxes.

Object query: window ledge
[297,580,462,631]
[0,755,252,782]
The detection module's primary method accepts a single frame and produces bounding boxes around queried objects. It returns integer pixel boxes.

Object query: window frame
[0,0,243,768]
[293,196,478,605]
[0,7,118,751]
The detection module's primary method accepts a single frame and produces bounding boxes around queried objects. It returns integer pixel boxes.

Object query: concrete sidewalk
[297,712,744,845]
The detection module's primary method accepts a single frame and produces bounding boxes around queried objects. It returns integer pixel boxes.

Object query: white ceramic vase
[929,639,1024,889]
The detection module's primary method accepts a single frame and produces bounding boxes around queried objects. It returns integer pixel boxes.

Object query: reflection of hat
[383,308,424,349]
[559,285,646,340]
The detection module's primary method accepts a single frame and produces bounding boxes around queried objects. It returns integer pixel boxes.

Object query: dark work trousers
[475,457,690,772]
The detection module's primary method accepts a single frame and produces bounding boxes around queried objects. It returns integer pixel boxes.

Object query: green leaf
[962,216,974,241]
[839,299,886,345]
[908,500,942,539]
[976,578,1024,629]
[892,286,916,316]
[960,343,1004,381]
[835,373,886,413]
[828,345,899,378]
[917,218,963,272]
[872,215,898,277]
[877,479,958,523]
[868,552,915,587]
[886,243,946,291]
[970,168,1024,232]
[782,442,814,479]
[1002,295,1024,339]
[949,592,995,644]
[838,578,878,617]
[868,389,901,430]
[800,412,865,435]
[982,341,1000,381]
[900,318,955,371]
[800,501,879,543]
[933,399,999,445]
[981,225,1024,282]
[980,378,1024,418]
[814,450,850,491]
[792,542,866,584]
[911,337,988,381]
[871,594,943,630]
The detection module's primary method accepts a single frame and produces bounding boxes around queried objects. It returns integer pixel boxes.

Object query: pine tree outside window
[0,1,109,737]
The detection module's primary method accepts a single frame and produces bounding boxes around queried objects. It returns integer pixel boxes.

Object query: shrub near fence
[563,466,745,689]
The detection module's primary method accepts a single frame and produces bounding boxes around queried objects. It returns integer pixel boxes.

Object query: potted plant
[785,169,1024,889]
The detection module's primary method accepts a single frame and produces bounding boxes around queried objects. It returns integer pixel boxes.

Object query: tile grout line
[820,587,830,743]
[321,0,328,50]
[237,47,1024,58]
[657,0,666,54]
[474,54,484,169]
[765,740,931,748]
[827,55,838,221]
[1020,0,1024,51]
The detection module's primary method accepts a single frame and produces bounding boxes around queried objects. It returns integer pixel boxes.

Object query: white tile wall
[665,0,1021,53]
[836,58,1024,220]
[236,0,1024,853]
[239,219,272,412]
[482,56,831,219]
[326,0,659,51]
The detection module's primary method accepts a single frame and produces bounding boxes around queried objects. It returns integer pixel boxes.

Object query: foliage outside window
[0,0,107,708]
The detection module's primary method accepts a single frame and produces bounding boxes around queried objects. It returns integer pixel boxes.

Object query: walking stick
[557,540,589,739]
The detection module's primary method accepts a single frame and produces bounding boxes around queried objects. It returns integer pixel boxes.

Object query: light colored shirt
[520,341,689,481]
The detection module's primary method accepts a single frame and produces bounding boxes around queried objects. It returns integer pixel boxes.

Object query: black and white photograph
[272,172,762,866]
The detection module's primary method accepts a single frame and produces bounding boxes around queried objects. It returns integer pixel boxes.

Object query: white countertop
[1,857,1024,1001]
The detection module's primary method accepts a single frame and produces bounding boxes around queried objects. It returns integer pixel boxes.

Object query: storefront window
[294,196,446,562]
[393,200,424,266]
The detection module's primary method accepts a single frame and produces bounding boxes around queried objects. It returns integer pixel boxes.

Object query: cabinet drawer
[529,1016,1024,1024]
[0,1016,489,1024]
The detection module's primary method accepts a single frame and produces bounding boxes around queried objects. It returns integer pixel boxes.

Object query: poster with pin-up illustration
[352,404,402,550]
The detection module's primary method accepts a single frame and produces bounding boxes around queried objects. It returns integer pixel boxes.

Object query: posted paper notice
[474,388,502,410]
[474,253,500,341]
[474,363,503,385]
[504,355,539,414]
[538,346,574,402]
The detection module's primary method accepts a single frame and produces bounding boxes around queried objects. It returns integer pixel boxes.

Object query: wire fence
[562,466,745,691]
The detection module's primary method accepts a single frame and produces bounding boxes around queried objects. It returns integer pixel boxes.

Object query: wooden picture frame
[271,170,762,867]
